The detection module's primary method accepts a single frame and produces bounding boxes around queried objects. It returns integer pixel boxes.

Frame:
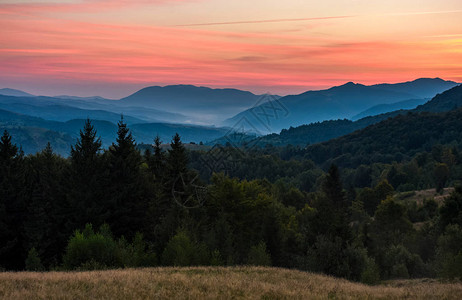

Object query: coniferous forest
[1,113,462,284]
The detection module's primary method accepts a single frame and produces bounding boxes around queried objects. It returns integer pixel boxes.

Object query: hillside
[372,77,459,98]
[248,84,462,147]
[224,78,458,132]
[304,108,462,168]
[0,267,461,299]
[0,94,188,124]
[0,88,34,97]
[0,108,231,155]
[351,98,428,121]
[120,85,265,124]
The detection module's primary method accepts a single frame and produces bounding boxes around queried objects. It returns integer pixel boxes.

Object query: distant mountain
[0,109,74,155]
[0,88,34,97]
[0,95,144,124]
[225,78,459,133]
[53,95,114,101]
[372,78,459,99]
[351,98,428,121]
[0,94,189,124]
[120,85,268,124]
[240,84,462,148]
[0,107,232,155]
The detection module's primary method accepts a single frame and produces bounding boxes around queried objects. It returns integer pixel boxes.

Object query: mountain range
[0,78,459,155]
[224,78,459,133]
[247,84,462,148]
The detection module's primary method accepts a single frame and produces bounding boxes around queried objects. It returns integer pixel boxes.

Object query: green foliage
[161,231,209,266]
[306,236,367,281]
[436,224,462,279]
[372,197,413,247]
[247,242,272,266]
[62,224,156,270]
[439,186,462,229]
[360,258,381,285]
[380,245,425,279]
[357,180,394,216]
[3,112,462,284]
[25,248,44,271]
[63,224,118,270]
[210,250,224,266]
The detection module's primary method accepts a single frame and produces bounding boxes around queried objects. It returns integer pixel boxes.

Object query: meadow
[1,267,461,299]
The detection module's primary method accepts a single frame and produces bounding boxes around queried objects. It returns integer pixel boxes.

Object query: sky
[0,0,461,98]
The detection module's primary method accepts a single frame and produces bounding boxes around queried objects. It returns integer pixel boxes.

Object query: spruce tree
[23,143,67,268]
[67,119,106,233]
[152,135,166,181]
[0,130,26,269]
[167,133,188,178]
[106,117,147,238]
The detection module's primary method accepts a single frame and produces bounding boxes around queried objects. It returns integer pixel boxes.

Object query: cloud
[0,0,188,14]
[176,15,354,27]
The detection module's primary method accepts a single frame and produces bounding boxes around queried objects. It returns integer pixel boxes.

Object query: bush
[381,244,425,279]
[360,258,381,285]
[62,224,156,270]
[436,224,462,279]
[210,250,224,266]
[161,231,209,266]
[123,233,157,267]
[25,248,44,271]
[247,242,272,266]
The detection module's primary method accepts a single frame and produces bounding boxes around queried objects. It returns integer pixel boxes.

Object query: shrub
[360,258,381,285]
[25,248,44,271]
[62,224,156,270]
[162,231,209,266]
[63,224,118,270]
[381,244,425,279]
[247,242,272,266]
[436,224,462,279]
[210,250,224,266]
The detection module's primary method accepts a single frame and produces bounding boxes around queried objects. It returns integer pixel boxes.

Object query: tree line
[1,118,461,283]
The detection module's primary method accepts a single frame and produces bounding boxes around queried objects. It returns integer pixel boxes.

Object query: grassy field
[1,267,462,299]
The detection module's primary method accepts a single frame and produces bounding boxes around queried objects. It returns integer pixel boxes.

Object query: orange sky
[0,0,461,98]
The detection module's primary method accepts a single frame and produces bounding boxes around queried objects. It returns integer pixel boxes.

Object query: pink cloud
[1,11,461,97]
[0,0,190,15]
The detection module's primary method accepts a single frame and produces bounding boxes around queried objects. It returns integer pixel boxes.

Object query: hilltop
[0,267,461,299]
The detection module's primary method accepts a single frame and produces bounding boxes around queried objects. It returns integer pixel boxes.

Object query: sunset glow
[1,0,461,97]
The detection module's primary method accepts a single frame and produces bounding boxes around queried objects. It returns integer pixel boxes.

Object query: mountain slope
[0,108,232,155]
[120,85,266,124]
[372,78,459,99]
[414,84,462,112]
[0,88,34,97]
[304,108,462,168]
[246,84,462,147]
[351,98,428,121]
[225,78,458,133]
[0,94,189,124]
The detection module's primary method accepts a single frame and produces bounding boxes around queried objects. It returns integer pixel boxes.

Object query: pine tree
[0,130,26,269]
[67,119,107,233]
[0,130,18,162]
[70,119,102,163]
[152,135,166,181]
[322,164,346,206]
[167,133,188,178]
[106,117,147,238]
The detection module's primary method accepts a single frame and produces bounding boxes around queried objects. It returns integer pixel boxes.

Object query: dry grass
[396,187,454,206]
[1,267,461,299]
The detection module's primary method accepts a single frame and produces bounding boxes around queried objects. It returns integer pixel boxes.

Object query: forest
[1,112,462,284]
